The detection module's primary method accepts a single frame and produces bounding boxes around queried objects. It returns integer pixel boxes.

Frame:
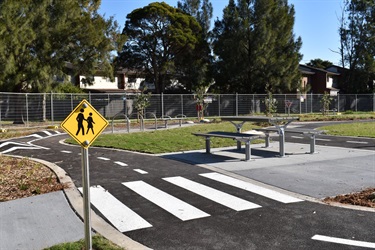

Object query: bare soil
[0,156,66,202]
[324,188,375,208]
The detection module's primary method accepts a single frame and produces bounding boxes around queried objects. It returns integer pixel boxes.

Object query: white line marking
[163,176,261,211]
[24,134,43,139]
[114,161,128,167]
[42,130,52,136]
[61,150,72,154]
[346,141,369,144]
[1,146,45,154]
[200,173,302,204]
[316,138,332,141]
[78,186,152,232]
[97,157,110,161]
[0,141,30,148]
[122,181,210,221]
[133,169,148,174]
[291,136,304,139]
[312,235,375,248]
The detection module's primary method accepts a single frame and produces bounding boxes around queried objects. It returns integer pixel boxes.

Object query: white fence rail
[0,92,374,128]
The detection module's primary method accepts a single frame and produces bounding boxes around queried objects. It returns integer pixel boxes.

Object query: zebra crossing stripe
[78,185,152,232]
[163,176,261,211]
[200,173,303,204]
[122,180,210,221]
[42,130,52,136]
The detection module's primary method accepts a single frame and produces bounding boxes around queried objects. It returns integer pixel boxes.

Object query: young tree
[0,0,123,93]
[211,0,302,94]
[118,2,202,94]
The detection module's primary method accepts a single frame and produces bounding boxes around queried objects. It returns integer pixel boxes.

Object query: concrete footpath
[163,142,375,199]
[1,141,374,249]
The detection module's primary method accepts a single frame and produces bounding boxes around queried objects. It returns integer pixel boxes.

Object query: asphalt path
[1,122,375,249]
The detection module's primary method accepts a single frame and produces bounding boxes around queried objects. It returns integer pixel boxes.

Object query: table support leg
[205,136,211,153]
[264,133,270,147]
[309,134,316,154]
[229,121,246,150]
[279,127,285,157]
[245,141,251,161]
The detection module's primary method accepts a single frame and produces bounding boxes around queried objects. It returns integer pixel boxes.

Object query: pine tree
[211,0,302,94]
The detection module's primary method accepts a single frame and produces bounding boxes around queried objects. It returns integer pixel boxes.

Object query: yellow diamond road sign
[61,99,109,148]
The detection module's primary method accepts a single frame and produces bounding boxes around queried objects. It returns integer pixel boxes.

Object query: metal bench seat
[255,127,323,154]
[193,131,260,161]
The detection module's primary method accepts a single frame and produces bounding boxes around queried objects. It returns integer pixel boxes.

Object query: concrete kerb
[6,154,152,250]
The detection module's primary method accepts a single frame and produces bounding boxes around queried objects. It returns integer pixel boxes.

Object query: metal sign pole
[82,146,92,250]
[60,99,109,250]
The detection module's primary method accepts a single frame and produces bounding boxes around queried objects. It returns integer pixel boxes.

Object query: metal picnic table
[221,116,300,157]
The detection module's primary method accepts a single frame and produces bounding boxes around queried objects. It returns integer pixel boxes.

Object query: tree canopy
[176,0,213,92]
[339,0,375,93]
[118,2,203,94]
[211,0,302,94]
[307,59,333,69]
[0,0,124,93]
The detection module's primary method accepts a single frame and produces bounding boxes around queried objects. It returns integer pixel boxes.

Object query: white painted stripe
[291,136,304,139]
[133,169,148,174]
[78,186,152,232]
[25,134,43,139]
[200,173,302,204]
[122,181,210,221]
[312,235,375,248]
[42,130,52,136]
[1,146,44,154]
[0,142,30,148]
[61,150,72,154]
[163,176,261,211]
[114,161,128,167]
[316,138,331,141]
[97,157,110,161]
[346,140,369,144]
[54,131,62,134]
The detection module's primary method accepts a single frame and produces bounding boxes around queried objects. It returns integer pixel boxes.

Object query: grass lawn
[81,119,375,154]
[43,235,123,250]
[319,121,375,138]
[90,122,264,154]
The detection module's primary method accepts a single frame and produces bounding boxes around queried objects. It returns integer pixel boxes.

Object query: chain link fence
[0,92,374,128]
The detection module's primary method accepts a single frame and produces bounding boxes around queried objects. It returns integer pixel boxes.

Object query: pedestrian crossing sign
[61,99,109,148]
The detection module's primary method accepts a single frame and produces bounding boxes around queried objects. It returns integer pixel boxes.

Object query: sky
[99,0,345,65]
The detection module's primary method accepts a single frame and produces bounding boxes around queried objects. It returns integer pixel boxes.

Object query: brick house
[299,64,341,96]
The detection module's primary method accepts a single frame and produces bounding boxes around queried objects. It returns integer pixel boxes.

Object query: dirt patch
[324,188,375,208]
[0,156,66,202]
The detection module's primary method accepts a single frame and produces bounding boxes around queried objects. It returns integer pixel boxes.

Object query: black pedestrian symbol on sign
[76,109,86,136]
[87,112,95,134]
[76,109,95,136]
